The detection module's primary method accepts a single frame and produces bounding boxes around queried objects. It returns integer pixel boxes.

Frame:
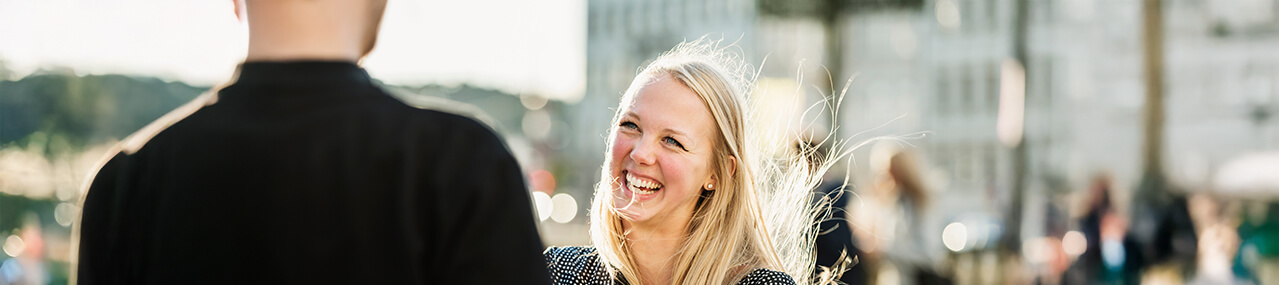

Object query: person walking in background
[851,145,946,285]
[1062,175,1143,285]
[0,214,49,285]
[75,1,549,284]
[545,39,847,285]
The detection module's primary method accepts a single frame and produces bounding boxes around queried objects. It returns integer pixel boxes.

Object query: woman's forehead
[623,75,717,138]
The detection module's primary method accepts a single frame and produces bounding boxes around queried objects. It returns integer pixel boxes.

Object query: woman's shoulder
[544,246,599,263]
[737,268,797,285]
[544,246,611,284]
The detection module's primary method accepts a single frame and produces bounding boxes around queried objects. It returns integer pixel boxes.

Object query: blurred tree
[0,72,204,285]
[1001,0,1031,256]
[1130,0,1197,272]
[0,194,56,242]
[0,58,10,80]
[0,72,206,152]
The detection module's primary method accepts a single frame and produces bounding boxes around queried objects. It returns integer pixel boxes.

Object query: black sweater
[78,61,550,284]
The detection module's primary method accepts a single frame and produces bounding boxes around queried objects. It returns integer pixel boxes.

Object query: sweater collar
[231,61,373,87]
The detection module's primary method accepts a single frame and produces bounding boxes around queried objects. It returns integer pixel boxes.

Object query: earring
[705,183,714,190]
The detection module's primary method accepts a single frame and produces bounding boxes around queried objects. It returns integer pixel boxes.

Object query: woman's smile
[625,171,663,195]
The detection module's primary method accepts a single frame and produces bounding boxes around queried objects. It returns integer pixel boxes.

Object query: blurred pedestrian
[544,39,841,285]
[0,214,48,285]
[75,1,549,284]
[853,145,946,285]
[1062,175,1142,285]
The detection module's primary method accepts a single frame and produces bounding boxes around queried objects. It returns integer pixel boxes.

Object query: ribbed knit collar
[231,61,372,88]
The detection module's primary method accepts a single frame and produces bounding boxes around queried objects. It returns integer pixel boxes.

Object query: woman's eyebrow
[661,127,690,138]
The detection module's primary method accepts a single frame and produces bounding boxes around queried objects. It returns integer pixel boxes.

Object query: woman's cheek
[610,135,632,159]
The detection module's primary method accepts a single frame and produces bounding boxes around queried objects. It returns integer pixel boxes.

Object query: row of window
[927,55,1056,118]
[587,0,752,37]
[931,142,1003,191]
[933,62,1001,117]
[940,0,1009,32]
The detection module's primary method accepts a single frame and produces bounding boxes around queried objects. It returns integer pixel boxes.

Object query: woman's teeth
[625,173,662,195]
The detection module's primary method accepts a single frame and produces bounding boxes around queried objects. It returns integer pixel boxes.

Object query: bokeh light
[2,235,25,257]
[934,0,961,30]
[550,193,577,223]
[942,222,968,252]
[1062,230,1087,257]
[532,191,553,222]
[1021,237,1053,265]
[54,202,80,227]
[522,110,553,141]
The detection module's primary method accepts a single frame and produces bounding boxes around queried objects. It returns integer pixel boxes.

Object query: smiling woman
[608,73,720,224]
[544,39,848,285]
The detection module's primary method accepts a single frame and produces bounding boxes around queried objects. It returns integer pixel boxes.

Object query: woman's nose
[629,139,657,165]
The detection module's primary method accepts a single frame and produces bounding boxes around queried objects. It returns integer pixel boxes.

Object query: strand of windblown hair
[750,78,824,285]
[675,35,845,285]
[747,60,922,285]
[679,36,918,285]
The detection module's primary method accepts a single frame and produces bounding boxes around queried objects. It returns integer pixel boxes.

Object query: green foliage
[0,193,56,236]
[0,72,209,152]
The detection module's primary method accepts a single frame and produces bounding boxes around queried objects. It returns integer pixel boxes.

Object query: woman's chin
[612,184,666,222]
[617,209,644,222]
[612,191,648,221]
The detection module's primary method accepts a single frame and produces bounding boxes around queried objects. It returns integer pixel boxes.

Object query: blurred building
[578,0,1279,279]
[835,0,1279,282]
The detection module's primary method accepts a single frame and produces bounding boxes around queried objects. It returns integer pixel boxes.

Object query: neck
[624,217,690,284]
[243,2,369,62]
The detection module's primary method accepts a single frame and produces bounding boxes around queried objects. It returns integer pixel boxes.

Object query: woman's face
[608,74,720,227]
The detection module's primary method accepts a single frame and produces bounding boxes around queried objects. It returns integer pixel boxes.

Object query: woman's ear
[706,156,738,191]
[728,155,737,177]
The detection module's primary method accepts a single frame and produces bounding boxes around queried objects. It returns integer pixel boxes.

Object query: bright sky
[0,0,586,101]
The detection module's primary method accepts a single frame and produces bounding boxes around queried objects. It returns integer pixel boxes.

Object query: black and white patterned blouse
[544,246,797,285]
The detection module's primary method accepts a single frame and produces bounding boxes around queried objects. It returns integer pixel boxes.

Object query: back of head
[888,150,929,208]
[237,0,388,62]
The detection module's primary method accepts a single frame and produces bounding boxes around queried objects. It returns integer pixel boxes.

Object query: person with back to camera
[544,39,853,285]
[75,1,550,284]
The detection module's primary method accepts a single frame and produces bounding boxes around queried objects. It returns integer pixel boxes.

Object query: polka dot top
[544,246,797,285]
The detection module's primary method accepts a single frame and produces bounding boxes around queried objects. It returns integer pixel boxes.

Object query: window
[986,0,999,31]
[962,63,975,115]
[937,66,952,117]
[988,62,1000,113]
[589,4,602,37]
[612,3,624,36]
[984,144,997,185]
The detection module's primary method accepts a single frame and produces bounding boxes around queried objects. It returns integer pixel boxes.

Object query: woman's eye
[619,121,638,130]
[663,137,686,150]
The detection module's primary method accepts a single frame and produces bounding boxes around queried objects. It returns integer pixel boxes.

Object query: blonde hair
[589,38,846,285]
